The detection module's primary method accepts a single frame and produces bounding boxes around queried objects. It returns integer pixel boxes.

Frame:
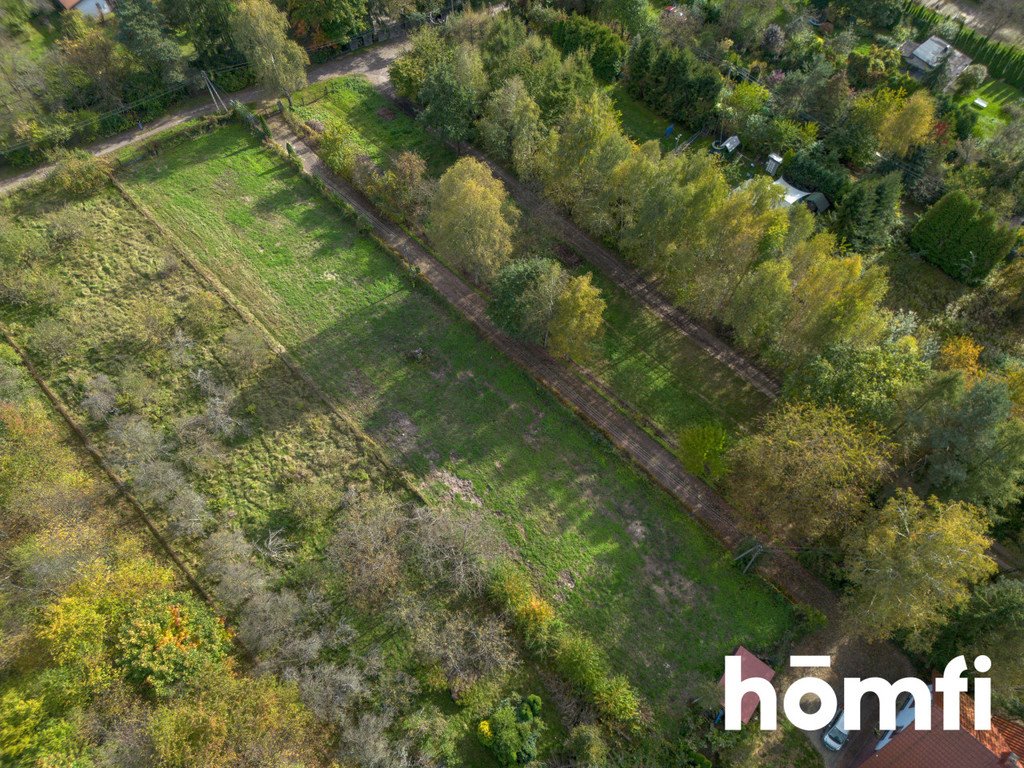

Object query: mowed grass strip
[291,75,768,445]
[121,124,795,721]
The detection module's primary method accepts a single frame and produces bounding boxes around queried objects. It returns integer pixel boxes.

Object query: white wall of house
[73,0,111,18]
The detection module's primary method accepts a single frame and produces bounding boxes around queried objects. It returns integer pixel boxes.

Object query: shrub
[477,694,545,767]
[568,724,609,766]
[115,591,230,696]
[910,190,1017,284]
[678,422,729,483]
[45,149,110,197]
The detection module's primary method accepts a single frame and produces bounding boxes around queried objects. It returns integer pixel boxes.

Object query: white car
[823,710,850,751]
[875,691,923,750]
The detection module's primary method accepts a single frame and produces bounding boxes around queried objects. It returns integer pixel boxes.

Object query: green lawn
[292,77,456,175]
[120,124,795,723]
[607,83,677,151]
[877,245,970,321]
[291,76,768,453]
[959,78,1024,139]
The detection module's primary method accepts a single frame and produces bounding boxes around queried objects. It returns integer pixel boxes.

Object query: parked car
[876,691,922,751]
[823,710,850,751]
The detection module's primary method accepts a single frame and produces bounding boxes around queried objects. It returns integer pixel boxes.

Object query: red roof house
[856,691,1023,768]
[719,646,776,725]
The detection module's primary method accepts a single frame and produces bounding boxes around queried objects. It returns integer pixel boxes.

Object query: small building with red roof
[718,646,776,725]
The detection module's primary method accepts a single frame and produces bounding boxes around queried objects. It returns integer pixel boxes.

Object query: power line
[0,19,411,159]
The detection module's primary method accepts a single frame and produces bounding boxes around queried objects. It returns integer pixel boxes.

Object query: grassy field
[290,76,768,450]
[607,83,678,150]
[877,246,970,321]
[118,123,796,723]
[959,78,1024,139]
[0,168,557,764]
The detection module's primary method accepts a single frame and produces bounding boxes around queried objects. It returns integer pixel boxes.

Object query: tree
[835,172,903,252]
[418,48,484,146]
[477,694,544,767]
[369,150,433,230]
[286,0,365,42]
[956,63,988,96]
[476,76,543,175]
[910,191,1016,284]
[844,489,996,649]
[489,258,563,344]
[116,0,190,88]
[727,403,892,541]
[427,157,518,283]
[230,0,309,107]
[163,0,238,66]
[787,338,929,427]
[717,0,777,49]
[879,90,936,158]
[115,591,230,696]
[913,376,1024,512]
[548,272,605,361]
[930,579,1024,702]
[390,26,450,101]
[836,0,902,29]
[938,335,984,381]
[761,24,784,56]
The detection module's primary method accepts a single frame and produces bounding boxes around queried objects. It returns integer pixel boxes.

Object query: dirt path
[267,119,918,764]
[458,143,781,399]
[0,37,410,198]
[270,114,825,609]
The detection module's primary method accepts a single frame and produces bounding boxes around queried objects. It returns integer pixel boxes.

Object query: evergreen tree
[836,172,902,252]
[116,0,190,88]
[910,191,1016,284]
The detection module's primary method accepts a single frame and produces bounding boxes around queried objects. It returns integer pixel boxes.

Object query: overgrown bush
[115,591,230,696]
[477,693,544,767]
[44,149,111,197]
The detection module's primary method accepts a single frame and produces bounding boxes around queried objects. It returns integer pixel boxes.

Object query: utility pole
[202,71,228,114]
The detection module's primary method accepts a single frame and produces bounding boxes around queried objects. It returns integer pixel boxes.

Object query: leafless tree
[81,373,118,422]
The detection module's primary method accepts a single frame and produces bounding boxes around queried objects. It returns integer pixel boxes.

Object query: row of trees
[393,16,892,373]
[319,120,610,361]
[387,10,1024,714]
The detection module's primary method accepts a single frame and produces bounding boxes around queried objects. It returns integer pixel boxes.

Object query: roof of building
[995,717,1024,760]
[858,692,1024,768]
[718,646,775,725]
[913,36,954,68]
[773,177,811,206]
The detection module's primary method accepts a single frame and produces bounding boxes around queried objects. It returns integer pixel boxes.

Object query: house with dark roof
[900,35,973,83]
[855,690,1024,768]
